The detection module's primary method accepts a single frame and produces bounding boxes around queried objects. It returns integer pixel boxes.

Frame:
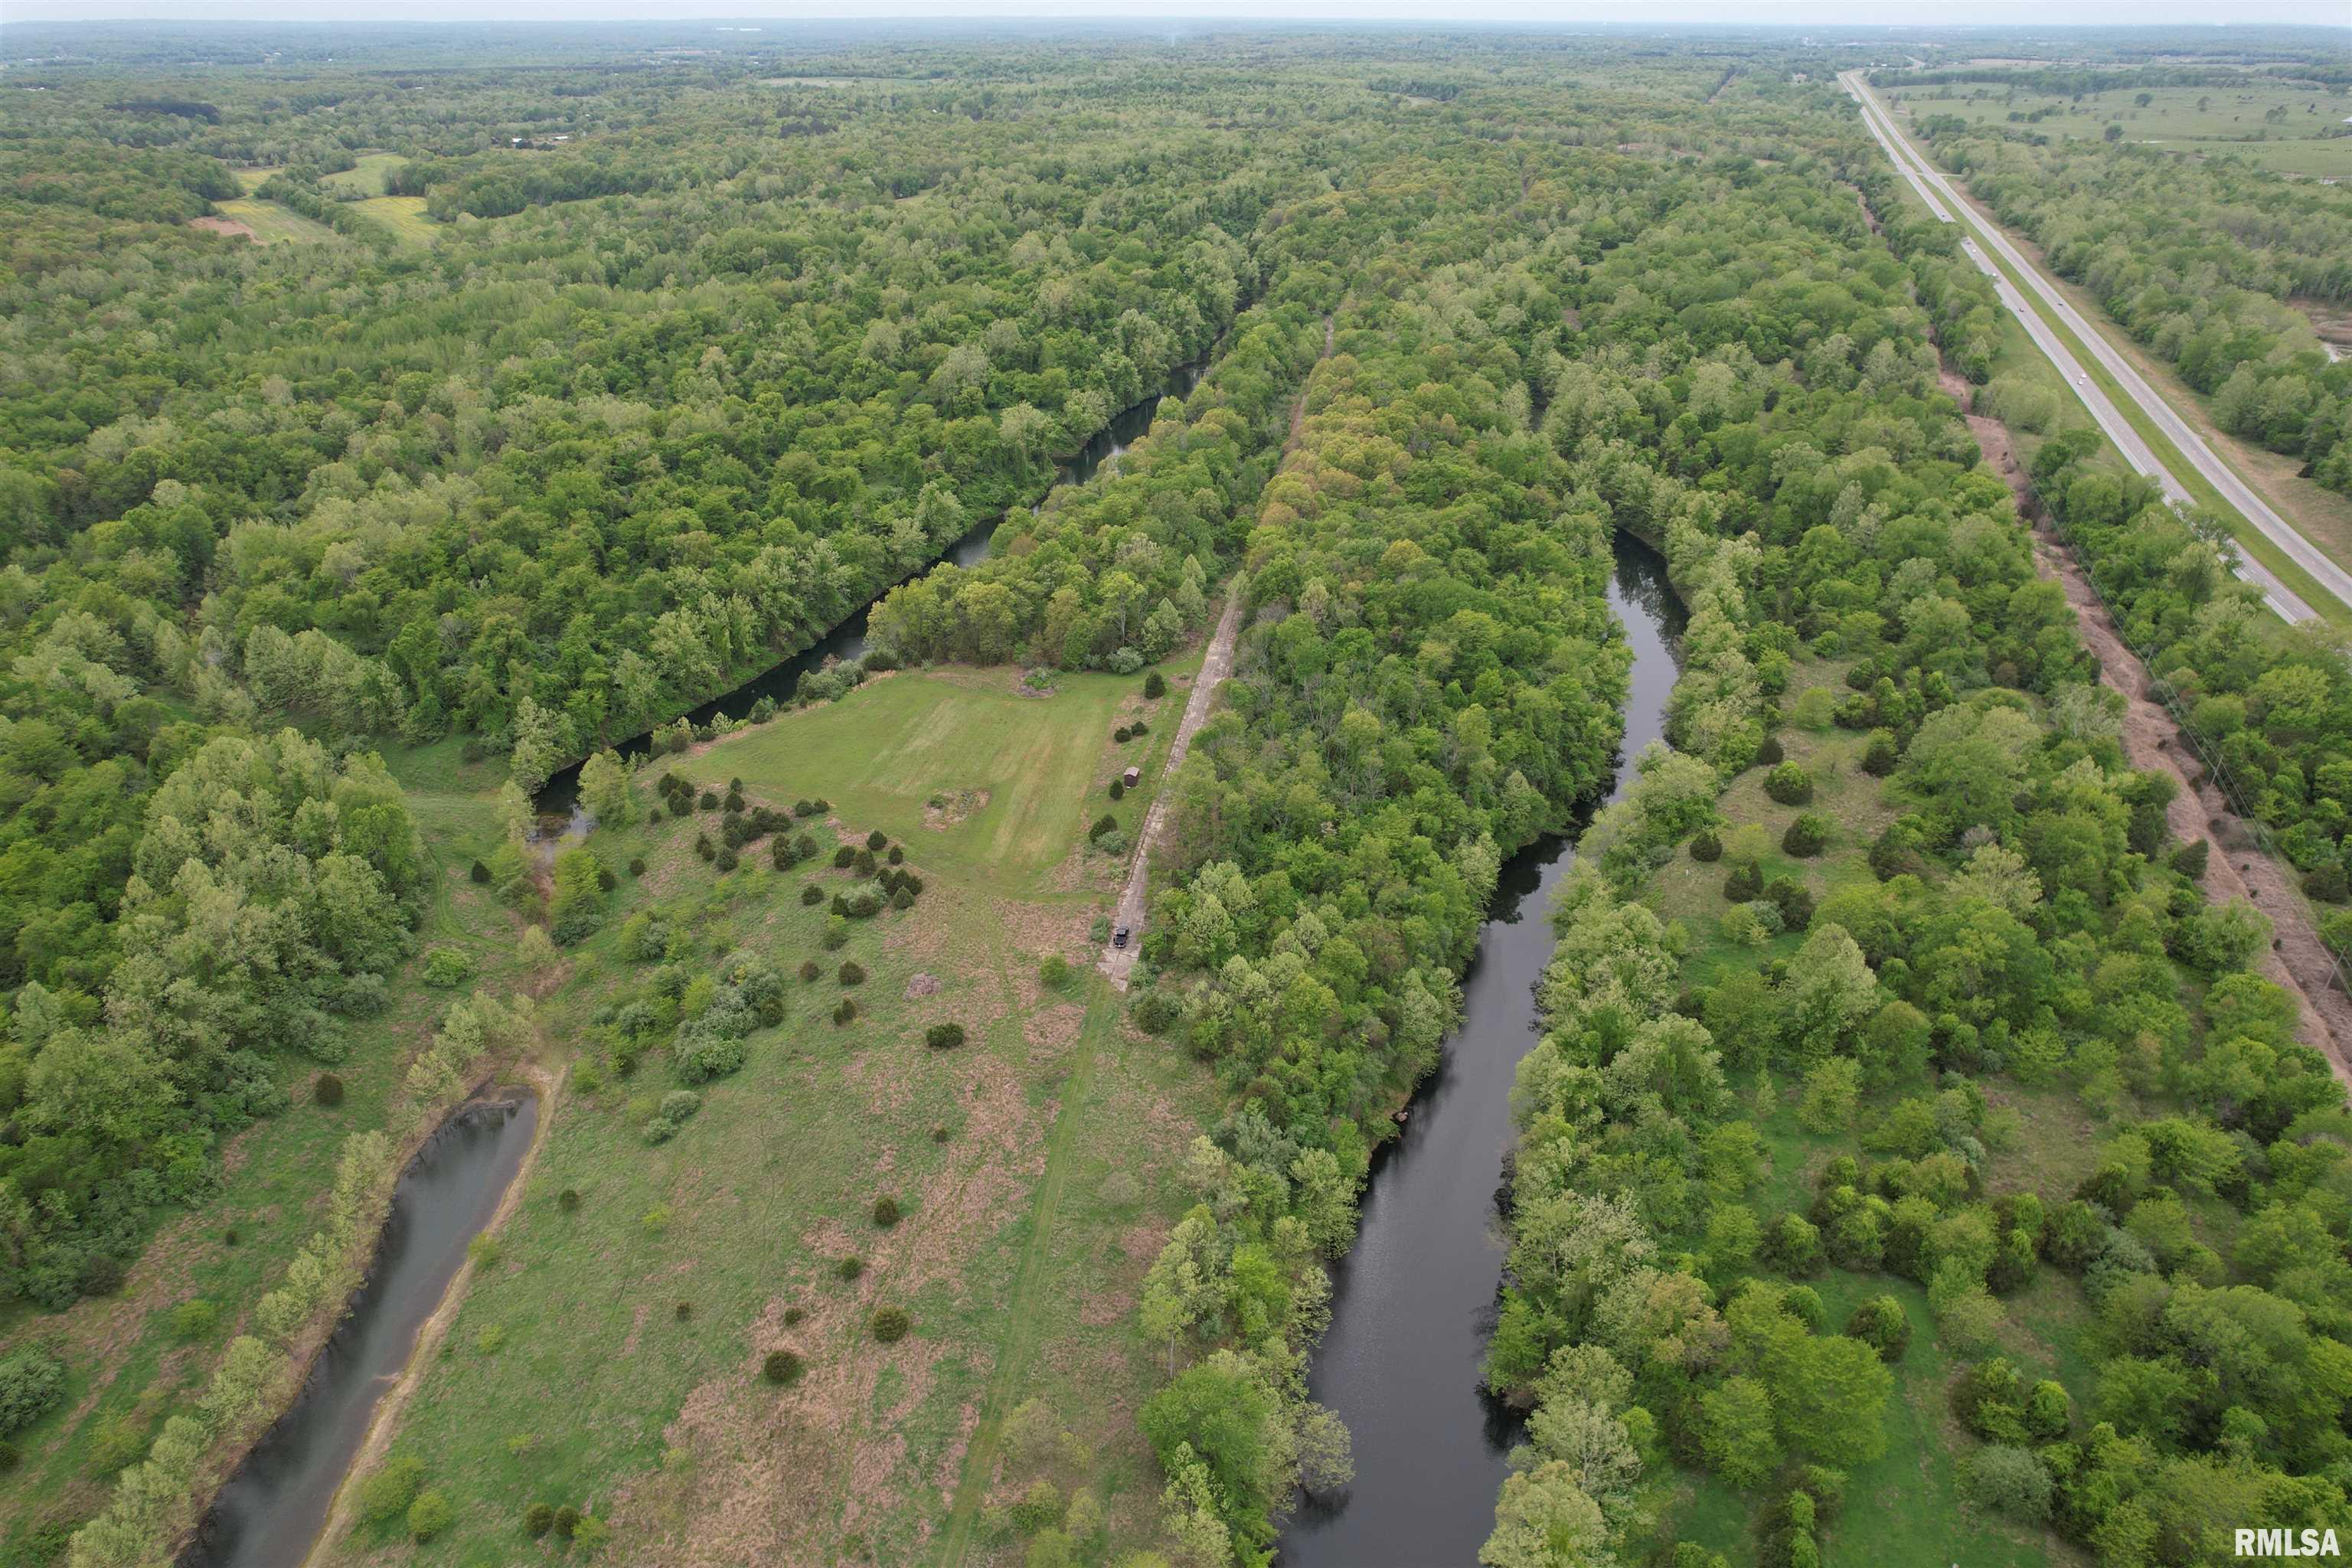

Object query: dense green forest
[0,18,2347,1568]
[1482,147,2352,1567]
[0,37,1280,1314]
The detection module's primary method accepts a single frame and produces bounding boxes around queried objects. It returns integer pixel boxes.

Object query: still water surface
[1279,534,1684,1568]
[182,1096,539,1568]
[535,368,1197,815]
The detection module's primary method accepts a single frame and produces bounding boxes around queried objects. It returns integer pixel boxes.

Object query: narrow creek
[181,1094,540,1568]
[534,364,1200,818]
[1279,532,1684,1568]
[188,367,1205,1556]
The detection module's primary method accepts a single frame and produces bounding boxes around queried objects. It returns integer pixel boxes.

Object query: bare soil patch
[2030,522,2352,1088]
[1939,371,2034,511]
[1938,364,2352,1089]
[1924,313,2352,1090]
[2293,296,2352,355]
[628,1287,859,1566]
[1023,1001,1086,1063]
[924,788,989,829]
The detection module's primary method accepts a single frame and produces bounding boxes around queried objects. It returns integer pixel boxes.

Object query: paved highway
[1841,70,2351,625]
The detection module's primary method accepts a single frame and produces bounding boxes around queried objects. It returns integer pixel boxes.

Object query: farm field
[206,198,340,244]
[756,75,943,87]
[211,168,340,243]
[1888,80,2352,176]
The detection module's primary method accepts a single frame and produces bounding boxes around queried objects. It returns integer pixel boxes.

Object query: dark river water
[181,1095,540,1568]
[1279,532,1684,1568]
[534,366,1198,816]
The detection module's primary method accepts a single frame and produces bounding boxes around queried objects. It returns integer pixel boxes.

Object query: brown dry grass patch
[923,788,991,830]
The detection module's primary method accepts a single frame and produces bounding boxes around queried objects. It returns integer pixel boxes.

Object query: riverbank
[305,654,1219,1566]
[1276,534,1685,1568]
[185,1084,545,1568]
[291,1069,560,1568]
[533,361,1210,817]
[0,789,547,1568]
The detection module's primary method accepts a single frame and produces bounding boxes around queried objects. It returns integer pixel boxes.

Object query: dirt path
[1096,315,1334,989]
[1936,373,2352,1092]
[2030,524,2352,1091]
[300,1064,565,1568]
[1098,582,1243,989]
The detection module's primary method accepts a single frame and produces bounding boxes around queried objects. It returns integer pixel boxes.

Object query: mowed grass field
[324,155,440,245]
[323,152,409,197]
[321,653,1219,1567]
[1891,80,2352,176]
[210,196,340,244]
[219,158,435,247]
[674,659,1199,895]
[355,195,437,244]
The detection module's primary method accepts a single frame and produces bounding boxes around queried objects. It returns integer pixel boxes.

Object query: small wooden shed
[1122,766,1142,789]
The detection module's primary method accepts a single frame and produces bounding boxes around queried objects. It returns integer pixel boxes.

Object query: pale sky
[5,0,2350,33]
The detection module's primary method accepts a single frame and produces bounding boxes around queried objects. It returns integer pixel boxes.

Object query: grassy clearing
[2,643,1214,1567]
[355,195,436,245]
[1662,1080,2089,1568]
[1647,660,2104,1567]
[1646,671,1896,987]
[318,652,1217,1567]
[0,1060,414,1562]
[323,152,410,198]
[1890,81,2352,178]
[1807,1272,2076,1568]
[210,198,340,246]
[671,660,1197,897]
[758,76,939,88]
[232,156,434,244]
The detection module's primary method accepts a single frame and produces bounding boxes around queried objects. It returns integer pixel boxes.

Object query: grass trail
[931,975,1121,1568]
